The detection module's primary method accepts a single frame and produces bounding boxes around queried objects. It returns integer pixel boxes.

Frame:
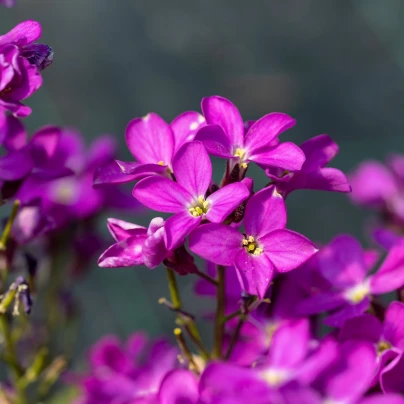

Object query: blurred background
[1,0,403,375]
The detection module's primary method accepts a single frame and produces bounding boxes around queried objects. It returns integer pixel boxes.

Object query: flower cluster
[77,95,404,404]
[0,20,138,403]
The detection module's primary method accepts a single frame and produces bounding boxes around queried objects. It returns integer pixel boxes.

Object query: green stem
[213,265,226,359]
[195,270,218,286]
[165,268,209,360]
[225,314,247,360]
[0,200,20,251]
[165,268,182,309]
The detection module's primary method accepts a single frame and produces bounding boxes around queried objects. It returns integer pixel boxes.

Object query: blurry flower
[299,235,404,327]
[0,21,53,117]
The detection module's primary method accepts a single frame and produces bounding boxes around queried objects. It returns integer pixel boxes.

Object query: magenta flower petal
[299,134,339,172]
[324,341,376,403]
[268,319,310,369]
[106,218,146,242]
[194,124,233,158]
[133,176,192,213]
[0,148,33,180]
[244,112,296,153]
[173,141,211,197]
[383,301,404,349]
[250,142,305,171]
[158,369,199,404]
[98,235,147,267]
[170,111,205,152]
[339,313,382,343]
[373,228,401,251]
[360,394,404,404]
[298,292,345,316]
[380,351,404,394]
[293,168,351,193]
[244,186,286,238]
[317,235,367,288]
[205,182,250,223]
[201,95,244,147]
[324,297,370,328]
[189,223,243,266]
[3,115,27,151]
[349,161,397,206]
[235,249,274,298]
[125,113,174,165]
[260,229,317,273]
[93,161,138,187]
[370,239,404,294]
[164,211,201,250]
[0,20,41,46]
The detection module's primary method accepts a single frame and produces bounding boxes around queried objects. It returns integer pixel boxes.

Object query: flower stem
[165,268,209,360]
[0,200,20,251]
[165,267,181,309]
[174,328,200,374]
[213,265,226,359]
[225,314,247,360]
[195,270,218,286]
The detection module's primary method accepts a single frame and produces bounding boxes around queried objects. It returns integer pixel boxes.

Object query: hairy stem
[165,268,209,360]
[213,265,226,359]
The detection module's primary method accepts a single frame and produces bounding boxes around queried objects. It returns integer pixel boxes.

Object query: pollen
[242,235,263,255]
[344,282,369,304]
[377,340,392,354]
[261,369,289,387]
[188,196,209,217]
[234,148,248,168]
[157,161,165,166]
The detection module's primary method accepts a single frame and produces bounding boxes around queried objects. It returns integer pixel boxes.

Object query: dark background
[1,0,403,388]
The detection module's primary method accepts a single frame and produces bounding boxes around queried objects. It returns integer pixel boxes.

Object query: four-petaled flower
[189,186,317,297]
[133,141,250,250]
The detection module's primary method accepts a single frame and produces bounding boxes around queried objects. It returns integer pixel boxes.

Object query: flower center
[344,282,369,304]
[261,369,289,387]
[188,196,209,217]
[377,340,392,354]
[242,235,263,255]
[157,161,165,166]
[234,148,248,169]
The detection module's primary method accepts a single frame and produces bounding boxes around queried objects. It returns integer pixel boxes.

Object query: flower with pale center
[242,235,263,255]
[344,282,370,304]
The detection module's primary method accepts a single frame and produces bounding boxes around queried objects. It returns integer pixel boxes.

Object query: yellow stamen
[345,282,369,304]
[377,340,392,354]
[188,196,209,217]
[157,161,165,166]
[242,235,263,256]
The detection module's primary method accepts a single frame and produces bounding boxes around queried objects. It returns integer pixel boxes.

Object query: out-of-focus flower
[189,186,317,298]
[0,21,53,117]
[75,333,178,404]
[266,134,351,197]
[0,0,16,8]
[299,235,404,327]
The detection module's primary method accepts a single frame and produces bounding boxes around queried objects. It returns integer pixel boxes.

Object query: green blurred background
[1,0,403,368]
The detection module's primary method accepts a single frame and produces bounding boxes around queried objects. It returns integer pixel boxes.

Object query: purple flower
[189,186,317,298]
[199,320,337,403]
[266,134,351,197]
[340,302,404,394]
[99,217,198,274]
[94,111,205,186]
[0,111,34,184]
[158,369,199,404]
[0,0,15,8]
[133,141,250,250]
[299,235,404,327]
[0,21,53,117]
[194,95,305,173]
[75,333,178,404]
